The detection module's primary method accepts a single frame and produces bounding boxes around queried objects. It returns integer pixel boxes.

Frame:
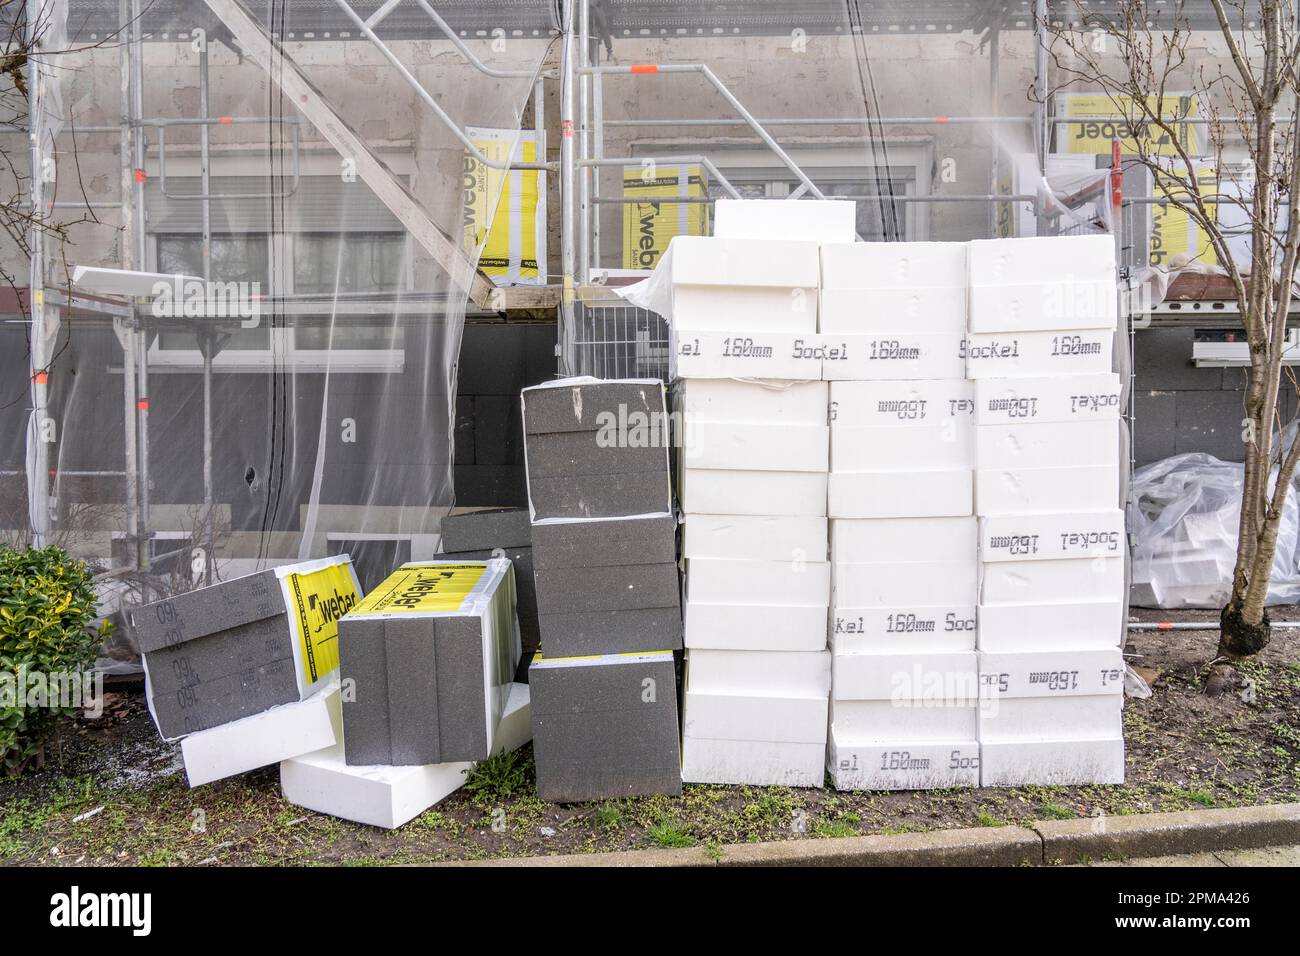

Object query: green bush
[0,545,104,774]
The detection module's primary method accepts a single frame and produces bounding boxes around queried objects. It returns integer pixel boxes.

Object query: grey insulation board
[525,430,669,480]
[533,563,680,614]
[538,607,682,658]
[144,616,293,697]
[531,515,677,570]
[523,380,666,435]
[527,473,671,521]
[129,568,285,653]
[440,508,531,552]
[338,616,393,766]
[529,652,681,802]
[149,659,300,738]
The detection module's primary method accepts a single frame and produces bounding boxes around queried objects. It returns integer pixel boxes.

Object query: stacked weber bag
[131,554,533,826]
[820,241,982,790]
[670,202,852,786]
[968,234,1127,786]
[521,378,683,801]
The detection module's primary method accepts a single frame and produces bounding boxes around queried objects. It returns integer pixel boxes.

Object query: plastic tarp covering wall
[3,0,556,672]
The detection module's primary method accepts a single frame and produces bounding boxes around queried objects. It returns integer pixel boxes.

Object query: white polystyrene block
[828,731,981,790]
[683,514,829,563]
[714,198,858,243]
[819,287,966,335]
[833,560,977,607]
[830,378,974,429]
[978,694,1122,742]
[828,470,972,519]
[672,285,819,334]
[182,682,341,788]
[965,330,1115,378]
[968,235,1116,285]
[822,333,966,380]
[278,681,531,829]
[681,468,827,517]
[833,651,979,702]
[682,421,829,473]
[686,556,830,605]
[671,235,821,289]
[977,419,1119,471]
[681,737,827,788]
[981,556,1125,605]
[680,690,828,787]
[976,601,1125,652]
[687,648,831,697]
[684,601,829,651]
[682,690,828,744]
[831,424,973,472]
[974,373,1122,425]
[670,329,826,380]
[830,698,979,739]
[979,510,1126,563]
[831,606,978,653]
[832,516,977,564]
[675,378,828,425]
[975,465,1120,514]
[978,737,1124,786]
[821,241,968,289]
[968,279,1118,334]
[978,648,1125,699]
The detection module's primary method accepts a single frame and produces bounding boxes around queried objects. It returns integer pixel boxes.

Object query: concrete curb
[1036,803,1300,864]
[455,803,1300,867]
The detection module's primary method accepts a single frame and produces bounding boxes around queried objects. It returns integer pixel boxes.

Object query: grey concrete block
[534,563,680,614]
[129,568,284,653]
[1133,390,1176,466]
[528,473,671,520]
[440,508,532,552]
[1135,329,1224,390]
[530,652,682,802]
[338,560,519,766]
[539,607,683,658]
[531,515,677,570]
[525,429,668,479]
[523,380,666,435]
[1176,390,1248,461]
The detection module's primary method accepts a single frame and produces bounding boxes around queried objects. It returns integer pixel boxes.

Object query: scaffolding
[7,0,1274,608]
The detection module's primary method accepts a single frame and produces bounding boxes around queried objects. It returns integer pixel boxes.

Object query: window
[294,233,409,295]
[148,232,408,373]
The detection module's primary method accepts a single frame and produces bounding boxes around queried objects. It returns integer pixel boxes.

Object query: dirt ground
[2,615,1298,866]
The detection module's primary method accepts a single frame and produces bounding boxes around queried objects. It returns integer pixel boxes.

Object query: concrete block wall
[1132,328,1296,466]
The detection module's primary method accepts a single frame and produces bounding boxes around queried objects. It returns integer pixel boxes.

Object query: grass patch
[644,819,695,849]
[462,750,530,806]
[1039,802,1077,821]
[975,807,1006,828]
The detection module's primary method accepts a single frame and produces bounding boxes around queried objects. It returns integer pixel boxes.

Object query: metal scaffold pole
[559,0,577,375]
[25,0,49,548]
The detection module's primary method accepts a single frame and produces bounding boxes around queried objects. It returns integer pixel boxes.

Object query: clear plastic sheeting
[1128,452,1300,609]
[1,0,557,671]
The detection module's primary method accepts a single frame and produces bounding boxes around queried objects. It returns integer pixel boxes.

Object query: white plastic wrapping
[1128,451,1300,608]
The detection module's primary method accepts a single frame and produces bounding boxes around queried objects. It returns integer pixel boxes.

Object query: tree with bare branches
[1043,0,1300,659]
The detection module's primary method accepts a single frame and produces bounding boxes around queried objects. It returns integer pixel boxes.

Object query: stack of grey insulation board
[437,507,538,678]
[521,377,682,801]
[337,558,521,766]
[130,555,362,741]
